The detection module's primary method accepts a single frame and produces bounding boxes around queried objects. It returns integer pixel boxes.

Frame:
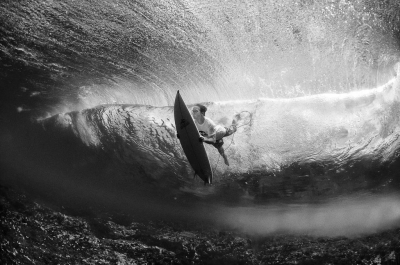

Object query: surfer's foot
[231,120,237,132]
[222,153,229,166]
[231,114,239,132]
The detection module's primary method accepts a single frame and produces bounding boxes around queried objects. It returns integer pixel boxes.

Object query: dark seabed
[1,0,400,264]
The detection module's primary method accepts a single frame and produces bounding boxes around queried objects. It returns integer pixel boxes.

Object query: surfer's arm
[207,134,217,142]
[199,136,215,144]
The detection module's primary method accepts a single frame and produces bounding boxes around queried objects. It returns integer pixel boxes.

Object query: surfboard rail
[174,91,213,184]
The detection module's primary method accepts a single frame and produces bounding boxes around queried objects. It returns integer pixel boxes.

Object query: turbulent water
[1,0,400,236]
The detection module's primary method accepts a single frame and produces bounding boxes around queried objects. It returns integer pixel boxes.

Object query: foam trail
[218,195,400,237]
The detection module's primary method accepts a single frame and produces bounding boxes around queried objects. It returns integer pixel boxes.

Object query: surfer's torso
[194,117,224,141]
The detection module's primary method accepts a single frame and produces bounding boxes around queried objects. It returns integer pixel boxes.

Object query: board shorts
[212,126,235,149]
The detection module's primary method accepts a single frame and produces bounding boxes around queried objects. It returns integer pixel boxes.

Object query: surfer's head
[194,104,207,116]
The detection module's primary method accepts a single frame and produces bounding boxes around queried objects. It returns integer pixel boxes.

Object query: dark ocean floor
[1,184,400,265]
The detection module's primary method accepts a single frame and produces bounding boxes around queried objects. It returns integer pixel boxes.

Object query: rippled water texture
[1,0,400,236]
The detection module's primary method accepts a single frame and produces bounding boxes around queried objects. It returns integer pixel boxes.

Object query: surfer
[192,104,237,166]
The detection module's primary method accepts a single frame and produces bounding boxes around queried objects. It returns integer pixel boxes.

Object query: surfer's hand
[199,131,207,137]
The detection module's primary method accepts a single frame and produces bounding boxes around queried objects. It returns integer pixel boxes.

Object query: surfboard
[174,91,213,184]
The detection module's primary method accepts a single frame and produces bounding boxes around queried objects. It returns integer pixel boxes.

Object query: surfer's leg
[213,131,229,165]
[217,146,229,166]
[224,124,236,137]
[213,135,224,149]
[223,115,238,137]
[215,129,226,141]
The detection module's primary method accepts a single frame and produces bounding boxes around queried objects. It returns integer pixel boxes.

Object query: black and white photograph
[1,0,400,264]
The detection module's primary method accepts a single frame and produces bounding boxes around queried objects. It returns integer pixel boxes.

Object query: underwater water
[1,0,400,238]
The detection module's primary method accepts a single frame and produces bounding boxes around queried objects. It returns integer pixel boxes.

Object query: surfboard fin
[206,177,211,185]
[194,172,211,185]
[205,176,211,185]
